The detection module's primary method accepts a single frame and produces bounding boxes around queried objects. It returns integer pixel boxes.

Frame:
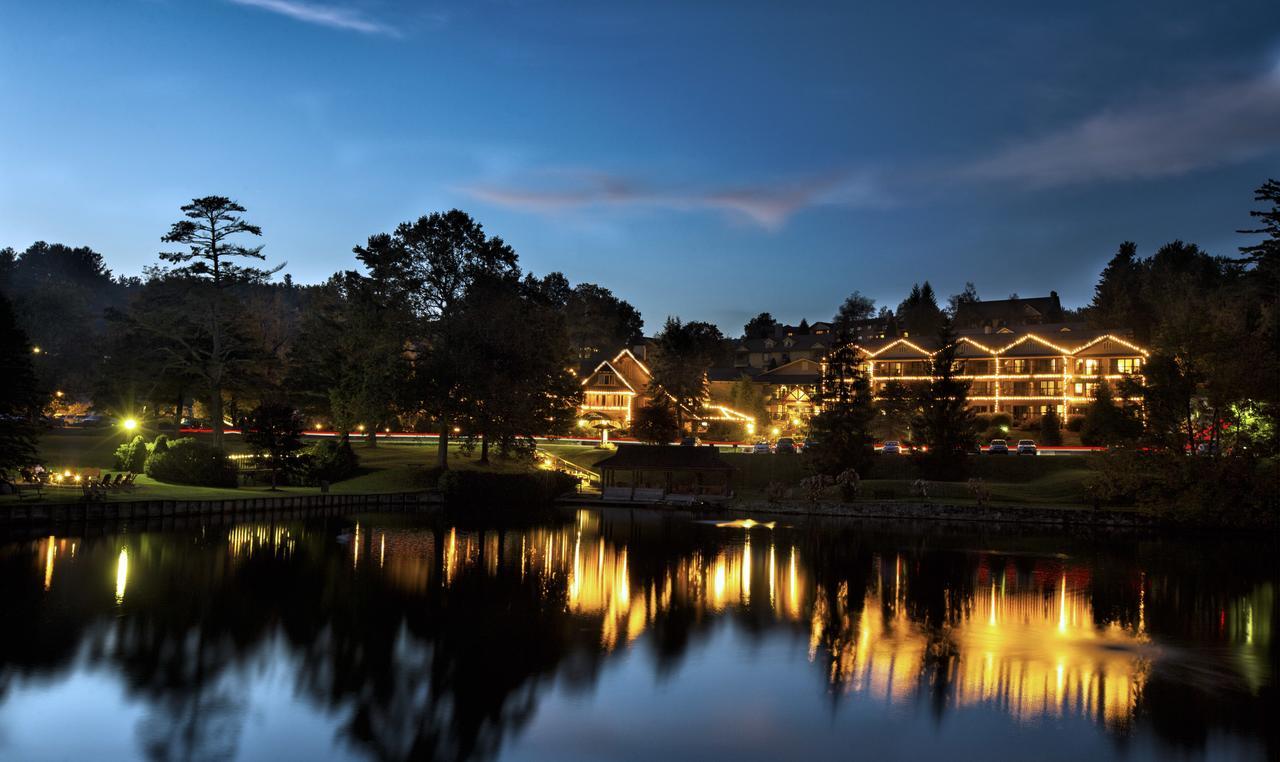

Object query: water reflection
[1,512,1274,761]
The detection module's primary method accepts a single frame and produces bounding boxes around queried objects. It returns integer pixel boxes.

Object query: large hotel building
[579,294,1148,434]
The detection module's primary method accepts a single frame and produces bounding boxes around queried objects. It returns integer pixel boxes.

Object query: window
[598,372,614,386]
[1077,359,1100,375]
[1003,359,1029,374]
[1114,357,1142,374]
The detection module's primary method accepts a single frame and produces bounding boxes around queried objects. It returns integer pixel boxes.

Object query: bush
[1039,411,1064,446]
[149,434,170,456]
[1066,415,1085,433]
[114,435,148,473]
[1088,451,1278,527]
[973,413,992,431]
[435,469,578,507]
[144,437,238,487]
[989,412,1013,431]
[298,439,360,484]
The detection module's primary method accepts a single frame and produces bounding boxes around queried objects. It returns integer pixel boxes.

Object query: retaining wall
[0,491,440,526]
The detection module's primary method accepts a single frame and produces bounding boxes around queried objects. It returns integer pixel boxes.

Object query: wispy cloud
[227,0,398,36]
[465,170,885,230]
[963,68,1280,187]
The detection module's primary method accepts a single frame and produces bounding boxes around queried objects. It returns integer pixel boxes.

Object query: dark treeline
[0,200,645,470]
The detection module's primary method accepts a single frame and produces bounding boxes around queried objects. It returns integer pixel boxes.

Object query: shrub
[298,439,360,484]
[1066,415,1085,433]
[973,413,992,431]
[1039,411,1064,446]
[144,437,237,487]
[436,469,577,507]
[149,434,170,456]
[1088,451,1278,528]
[114,435,148,473]
[988,412,1014,432]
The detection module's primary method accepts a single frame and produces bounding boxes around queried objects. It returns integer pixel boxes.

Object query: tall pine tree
[912,319,976,480]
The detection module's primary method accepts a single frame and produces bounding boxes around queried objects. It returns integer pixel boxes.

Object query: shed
[596,445,735,502]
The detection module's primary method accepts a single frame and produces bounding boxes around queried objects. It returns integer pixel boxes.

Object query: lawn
[2,430,539,504]
[722,450,1102,507]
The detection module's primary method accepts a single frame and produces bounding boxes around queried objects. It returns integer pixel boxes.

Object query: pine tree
[911,320,976,480]
[809,333,875,476]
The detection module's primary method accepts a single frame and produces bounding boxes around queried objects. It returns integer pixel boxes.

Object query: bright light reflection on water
[0,511,1273,761]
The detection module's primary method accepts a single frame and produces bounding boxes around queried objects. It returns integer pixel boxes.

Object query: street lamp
[122,418,138,432]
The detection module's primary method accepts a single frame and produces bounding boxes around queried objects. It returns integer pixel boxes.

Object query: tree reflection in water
[0,510,1273,761]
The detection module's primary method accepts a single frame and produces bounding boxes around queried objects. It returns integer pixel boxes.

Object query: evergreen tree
[1039,409,1063,446]
[0,293,44,472]
[649,317,723,432]
[631,399,679,444]
[152,196,276,447]
[1080,379,1143,447]
[243,401,304,489]
[809,333,875,475]
[911,320,976,479]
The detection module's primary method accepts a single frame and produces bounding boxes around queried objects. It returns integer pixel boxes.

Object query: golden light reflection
[348,514,1191,731]
[44,536,56,590]
[114,547,128,603]
[228,525,295,558]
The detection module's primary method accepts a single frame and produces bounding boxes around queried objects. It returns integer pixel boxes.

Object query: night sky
[3,1,1277,333]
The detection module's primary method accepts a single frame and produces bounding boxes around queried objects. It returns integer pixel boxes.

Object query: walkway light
[32,346,41,354]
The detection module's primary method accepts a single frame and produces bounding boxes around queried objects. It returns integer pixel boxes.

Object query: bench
[14,482,43,501]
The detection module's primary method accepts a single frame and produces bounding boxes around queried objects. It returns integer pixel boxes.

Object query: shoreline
[560,495,1154,527]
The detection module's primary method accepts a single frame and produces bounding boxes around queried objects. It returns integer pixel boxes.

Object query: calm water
[0,510,1274,762]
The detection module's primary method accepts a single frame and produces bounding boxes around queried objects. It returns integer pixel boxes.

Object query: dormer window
[598,372,614,386]
[783,338,794,348]
[764,339,775,348]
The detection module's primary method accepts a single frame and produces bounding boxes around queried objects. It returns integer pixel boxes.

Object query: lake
[0,508,1274,761]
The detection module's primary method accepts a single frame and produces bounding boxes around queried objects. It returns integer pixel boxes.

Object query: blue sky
[2,1,1278,334]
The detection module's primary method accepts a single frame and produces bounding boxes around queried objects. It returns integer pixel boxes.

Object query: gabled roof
[954,294,1063,325]
[581,359,636,391]
[754,358,822,383]
[596,445,735,472]
[581,347,654,391]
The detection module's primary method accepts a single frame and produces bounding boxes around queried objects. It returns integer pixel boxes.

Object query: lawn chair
[120,473,137,491]
[106,473,124,489]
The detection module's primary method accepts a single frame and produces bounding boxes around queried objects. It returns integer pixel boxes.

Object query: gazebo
[596,445,735,503]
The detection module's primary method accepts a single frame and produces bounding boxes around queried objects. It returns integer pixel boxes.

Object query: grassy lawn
[722,450,1101,507]
[2,430,538,504]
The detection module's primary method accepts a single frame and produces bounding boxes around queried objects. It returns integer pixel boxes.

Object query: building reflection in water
[344,510,1175,731]
[348,512,1177,732]
[5,514,1273,761]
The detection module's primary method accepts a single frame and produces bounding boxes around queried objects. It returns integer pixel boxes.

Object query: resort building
[854,325,1147,419]
[732,322,836,371]
[952,293,1066,332]
[579,346,754,434]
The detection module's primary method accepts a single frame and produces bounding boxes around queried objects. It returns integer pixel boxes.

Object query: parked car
[775,437,796,454]
[679,436,701,447]
[988,439,1010,455]
[882,440,901,455]
[1016,439,1038,455]
[801,438,817,453]
[752,441,771,455]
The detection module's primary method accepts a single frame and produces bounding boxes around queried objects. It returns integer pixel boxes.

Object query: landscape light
[314,423,323,431]
[55,390,64,398]
[32,346,42,354]
[122,418,138,431]
[357,424,366,432]
[771,427,781,437]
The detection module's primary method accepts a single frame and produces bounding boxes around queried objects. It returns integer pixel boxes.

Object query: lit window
[1114,358,1142,374]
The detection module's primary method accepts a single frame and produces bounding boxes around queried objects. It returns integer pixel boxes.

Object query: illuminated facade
[579,347,754,433]
[854,327,1148,418]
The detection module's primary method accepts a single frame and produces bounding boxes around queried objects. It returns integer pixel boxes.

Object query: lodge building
[577,296,1148,437]
[855,326,1147,419]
